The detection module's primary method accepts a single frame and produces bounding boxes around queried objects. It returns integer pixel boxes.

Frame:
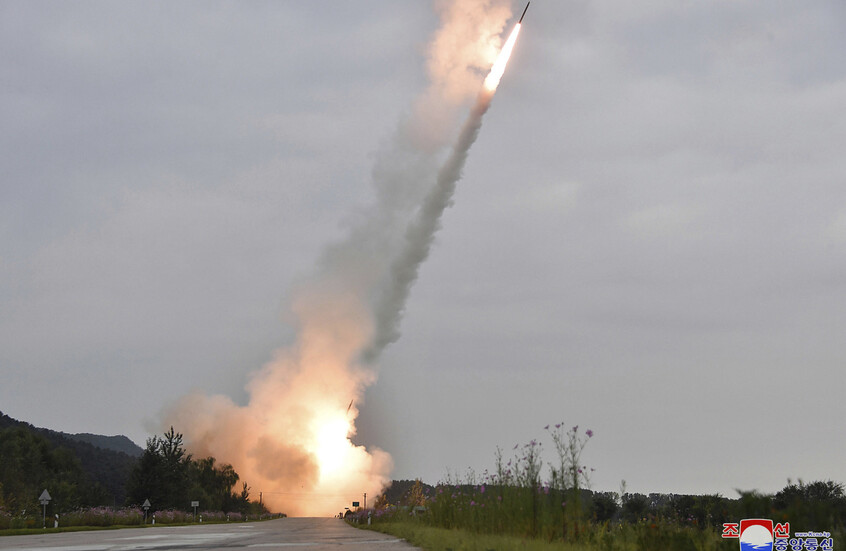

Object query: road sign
[142,499,152,524]
[352,501,360,507]
[191,501,199,507]
[39,489,52,529]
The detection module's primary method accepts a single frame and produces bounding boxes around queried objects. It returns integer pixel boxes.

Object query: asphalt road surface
[0,518,421,551]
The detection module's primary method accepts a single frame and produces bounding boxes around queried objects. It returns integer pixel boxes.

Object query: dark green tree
[621,493,649,522]
[773,480,846,530]
[125,427,191,509]
[189,457,240,512]
[125,438,166,507]
[0,427,86,512]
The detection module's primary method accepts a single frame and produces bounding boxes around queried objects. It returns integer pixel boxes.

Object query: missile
[518,2,530,24]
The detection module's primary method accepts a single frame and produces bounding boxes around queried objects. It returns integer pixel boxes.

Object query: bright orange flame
[483,23,521,92]
[314,416,351,480]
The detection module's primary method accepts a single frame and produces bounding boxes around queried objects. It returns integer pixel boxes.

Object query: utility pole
[363,493,367,510]
[259,492,262,506]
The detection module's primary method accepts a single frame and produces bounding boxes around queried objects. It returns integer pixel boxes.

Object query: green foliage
[0,426,87,513]
[365,520,728,551]
[590,492,619,523]
[67,434,142,457]
[126,427,193,510]
[364,422,846,551]
[125,427,266,515]
[0,415,268,529]
[773,479,846,530]
[0,411,136,505]
[375,479,437,507]
[620,493,648,523]
[188,457,241,512]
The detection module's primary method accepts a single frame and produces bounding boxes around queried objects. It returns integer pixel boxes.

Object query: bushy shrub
[150,509,189,524]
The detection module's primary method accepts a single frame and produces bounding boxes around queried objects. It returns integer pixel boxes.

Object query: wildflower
[544,424,549,430]
[586,429,594,438]
[480,485,485,494]
[572,425,578,432]
[555,423,561,428]
[470,501,476,506]
[513,444,518,450]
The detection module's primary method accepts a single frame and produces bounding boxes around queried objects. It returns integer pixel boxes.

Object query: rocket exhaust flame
[162,1,524,517]
[484,22,522,92]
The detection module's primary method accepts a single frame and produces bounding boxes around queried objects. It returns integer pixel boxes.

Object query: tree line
[125,426,260,514]
[0,418,267,517]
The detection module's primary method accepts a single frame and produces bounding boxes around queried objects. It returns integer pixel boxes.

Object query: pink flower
[586,429,594,437]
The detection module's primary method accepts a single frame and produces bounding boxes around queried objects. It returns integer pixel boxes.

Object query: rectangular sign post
[191,501,199,522]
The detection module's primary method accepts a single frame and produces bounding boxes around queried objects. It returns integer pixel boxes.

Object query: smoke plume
[163,0,512,517]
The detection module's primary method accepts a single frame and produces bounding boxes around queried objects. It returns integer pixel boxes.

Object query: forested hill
[0,411,138,505]
[66,433,143,457]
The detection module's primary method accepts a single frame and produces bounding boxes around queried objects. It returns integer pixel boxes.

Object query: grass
[0,524,151,537]
[350,425,846,551]
[360,518,729,551]
[364,521,595,551]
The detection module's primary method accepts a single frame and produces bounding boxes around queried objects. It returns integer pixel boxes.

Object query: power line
[257,491,363,499]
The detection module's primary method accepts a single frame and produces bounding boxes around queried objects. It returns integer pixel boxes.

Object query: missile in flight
[518,2,530,24]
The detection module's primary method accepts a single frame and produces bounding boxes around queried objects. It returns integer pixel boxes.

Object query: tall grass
[359,424,846,551]
[423,425,597,540]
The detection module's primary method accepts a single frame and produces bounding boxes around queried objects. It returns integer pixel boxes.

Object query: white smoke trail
[362,89,495,361]
[364,19,522,359]
[163,1,513,517]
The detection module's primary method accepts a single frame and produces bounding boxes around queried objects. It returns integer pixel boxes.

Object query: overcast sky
[2,0,845,499]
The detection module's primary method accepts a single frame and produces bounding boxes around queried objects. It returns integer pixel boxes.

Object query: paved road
[0,518,421,551]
